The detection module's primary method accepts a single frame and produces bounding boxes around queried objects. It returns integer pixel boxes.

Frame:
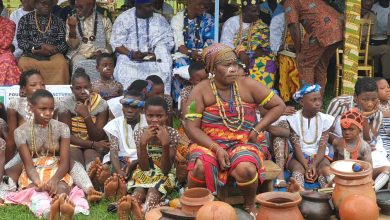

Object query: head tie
[293,84,321,102]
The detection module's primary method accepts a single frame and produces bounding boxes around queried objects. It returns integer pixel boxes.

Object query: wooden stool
[216,160,282,205]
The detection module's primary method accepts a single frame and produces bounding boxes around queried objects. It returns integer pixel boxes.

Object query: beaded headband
[120,98,145,108]
[293,84,321,102]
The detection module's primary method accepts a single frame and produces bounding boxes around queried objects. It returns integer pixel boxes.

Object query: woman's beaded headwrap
[202,43,237,73]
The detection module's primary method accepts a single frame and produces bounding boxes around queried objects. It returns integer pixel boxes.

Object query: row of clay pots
[256,160,379,220]
[147,159,380,220]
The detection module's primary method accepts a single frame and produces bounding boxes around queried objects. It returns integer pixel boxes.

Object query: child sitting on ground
[58,69,110,190]
[328,78,390,191]
[146,75,174,124]
[6,70,102,203]
[118,96,178,217]
[287,84,335,190]
[107,80,153,120]
[10,90,86,219]
[333,109,372,162]
[7,70,46,161]
[102,90,148,200]
[179,61,208,109]
[376,77,390,159]
[92,53,124,101]
[176,62,208,184]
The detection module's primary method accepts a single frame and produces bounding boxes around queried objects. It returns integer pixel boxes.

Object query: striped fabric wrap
[379,117,390,158]
[342,0,361,95]
[70,93,102,142]
[187,102,266,193]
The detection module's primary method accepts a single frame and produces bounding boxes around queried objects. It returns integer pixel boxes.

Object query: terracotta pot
[376,189,390,215]
[339,194,379,220]
[299,191,333,220]
[196,201,237,220]
[256,192,304,220]
[330,160,376,211]
[145,206,173,220]
[180,188,214,216]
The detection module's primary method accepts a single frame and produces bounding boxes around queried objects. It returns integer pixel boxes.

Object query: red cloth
[188,102,266,192]
[0,17,21,85]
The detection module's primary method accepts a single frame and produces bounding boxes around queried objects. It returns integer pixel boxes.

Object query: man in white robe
[111,0,174,93]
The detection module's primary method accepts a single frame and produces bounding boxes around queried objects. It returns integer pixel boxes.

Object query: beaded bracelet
[209,143,219,151]
[186,49,192,57]
[127,50,133,60]
[251,127,261,136]
[259,91,274,106]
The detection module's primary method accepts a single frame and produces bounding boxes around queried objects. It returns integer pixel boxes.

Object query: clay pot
[145,206,195,220]
[196,201,237,220]
[180,188,214,216]
[339,194,379,220]
[299,191,333,220]
[145,207,173,220]
[256,192,304,220]
[377,189,390,215]
[330,160,376,211]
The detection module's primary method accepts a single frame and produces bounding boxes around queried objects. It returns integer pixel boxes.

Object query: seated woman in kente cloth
[183,43,285,214]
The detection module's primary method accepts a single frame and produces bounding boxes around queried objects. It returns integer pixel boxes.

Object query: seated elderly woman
[0,0,21,85]
[17,0,69,85]
[183,43,285,215]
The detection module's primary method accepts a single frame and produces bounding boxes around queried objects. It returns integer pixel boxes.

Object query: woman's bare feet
[87,158,100,178]
[104,174,119,200]
[88,158,102,189]
[97,164,111,186]
[117,195,132,220]
[129,196,143,220]
[287,177,305,193]
[117,175,127,200]
[49,195,61,220]
[59,194,75,220]
[87,187,103,203]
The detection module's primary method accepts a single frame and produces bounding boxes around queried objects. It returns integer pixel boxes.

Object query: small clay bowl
[376,189,390,215]
[160,209,195,220]
[179,188,214,215]
[145,206,174,220]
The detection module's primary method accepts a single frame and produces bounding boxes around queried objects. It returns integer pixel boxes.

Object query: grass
[0,188,182,219]
[0,199,118,220]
